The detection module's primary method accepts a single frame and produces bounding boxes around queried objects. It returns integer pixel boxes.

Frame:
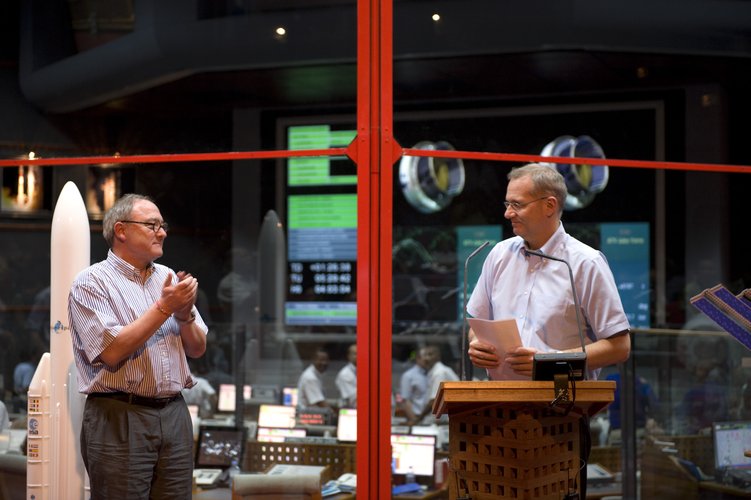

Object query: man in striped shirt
[69,193,208,499]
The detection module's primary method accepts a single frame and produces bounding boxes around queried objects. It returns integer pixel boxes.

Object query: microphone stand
[524,249,588,414]
[461,241,490,381]
[525,248,594,497]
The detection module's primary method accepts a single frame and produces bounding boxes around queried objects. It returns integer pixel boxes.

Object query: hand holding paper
[468,317,526,380]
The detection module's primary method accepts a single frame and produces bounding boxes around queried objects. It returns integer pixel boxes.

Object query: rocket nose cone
[53,181,87,219]
[262,209,282,228]
[59,180,84,204]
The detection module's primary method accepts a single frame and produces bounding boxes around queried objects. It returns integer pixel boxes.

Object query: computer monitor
[257,404,297,428]
[217,384,252,413]
[194,425,247,470]
[713,421,751,470]
[256,427,308,443]
[282,387,299,407]
[337,408,357,442]
[391,434,436,477]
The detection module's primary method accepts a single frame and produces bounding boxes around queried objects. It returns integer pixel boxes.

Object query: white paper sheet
[467,317,525,380]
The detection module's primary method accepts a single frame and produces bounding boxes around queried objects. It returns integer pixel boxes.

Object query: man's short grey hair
[508,163,567,215]
[102,194,155,247]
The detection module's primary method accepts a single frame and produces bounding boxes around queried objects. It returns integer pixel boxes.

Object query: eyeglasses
[503,196,549,212]
[119,220,169,233]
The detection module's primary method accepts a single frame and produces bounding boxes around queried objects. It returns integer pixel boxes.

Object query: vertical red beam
[355,0,395,498]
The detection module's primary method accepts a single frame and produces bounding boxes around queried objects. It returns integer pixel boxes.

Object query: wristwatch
[175,310,196,324]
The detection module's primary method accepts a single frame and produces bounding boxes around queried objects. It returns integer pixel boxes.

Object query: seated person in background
[336,344,357,408]
[605,372,661,445]
[676,357,730,435]
[297,348,335,411]
[13,344,38,412]
[398,349,429,426]
[181,357,217,418]
[733,381,751,420]
[416,345,459,424]
[0,400,9,431]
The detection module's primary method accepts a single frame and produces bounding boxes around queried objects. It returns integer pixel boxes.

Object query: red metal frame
[354,0,398,497]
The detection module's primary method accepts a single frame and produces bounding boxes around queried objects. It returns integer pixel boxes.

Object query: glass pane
[4,4,359,489]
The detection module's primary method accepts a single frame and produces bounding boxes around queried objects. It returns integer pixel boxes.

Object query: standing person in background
[416,345,459,424]
[69,193,208,500]
[398,349,429,426]
[336,343,357,408]
[297,348,334,410]
[182,357,218,419]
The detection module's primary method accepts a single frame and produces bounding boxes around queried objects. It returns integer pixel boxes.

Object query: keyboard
[193,468,223,486]
[724,468,751,489]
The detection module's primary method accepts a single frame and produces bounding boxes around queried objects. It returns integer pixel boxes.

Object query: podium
[433,380,615,500]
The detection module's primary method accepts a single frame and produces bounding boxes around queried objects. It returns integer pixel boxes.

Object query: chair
[231,474,323,500]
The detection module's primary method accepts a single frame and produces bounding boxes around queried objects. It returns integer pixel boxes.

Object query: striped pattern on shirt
[68,250,208,398]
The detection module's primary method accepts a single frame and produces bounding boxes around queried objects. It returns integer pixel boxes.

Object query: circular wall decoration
[540,135,609,210]
[398,141,465,213]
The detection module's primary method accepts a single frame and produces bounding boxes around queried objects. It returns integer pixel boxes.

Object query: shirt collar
[106,250,156,282]
[519,222,566,259]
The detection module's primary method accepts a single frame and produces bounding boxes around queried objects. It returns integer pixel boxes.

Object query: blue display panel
[600,223,651,328]
[569,222,651,329]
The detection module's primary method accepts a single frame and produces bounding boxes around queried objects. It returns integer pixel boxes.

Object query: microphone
[523,248,588,381]
[461,241,491,381]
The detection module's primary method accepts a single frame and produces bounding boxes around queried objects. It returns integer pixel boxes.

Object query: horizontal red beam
[2,145,749,174]
[0,148,350,167]
[401,148,751,174]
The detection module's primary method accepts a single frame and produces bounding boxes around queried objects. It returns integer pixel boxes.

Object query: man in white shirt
[467,163,630,379]
[297,348,332,409]
[417,345,459,424]
[335,344,357,408]
[181,376,217,419]
[398,350,429,425]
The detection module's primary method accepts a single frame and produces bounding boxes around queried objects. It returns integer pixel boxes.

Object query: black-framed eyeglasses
[119,220,169,233]
[503,196,549,212]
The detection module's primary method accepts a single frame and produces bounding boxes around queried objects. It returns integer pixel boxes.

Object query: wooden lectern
[433,380,615,500]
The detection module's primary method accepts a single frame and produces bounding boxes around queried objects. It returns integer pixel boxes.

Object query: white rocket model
[258,210,288,355]
[28,181,90,499]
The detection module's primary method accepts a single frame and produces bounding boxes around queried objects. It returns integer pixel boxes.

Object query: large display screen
[285,124,358,326]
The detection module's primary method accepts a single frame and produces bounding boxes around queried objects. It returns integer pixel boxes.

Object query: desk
[586,482,622,499]
[192,487,447,499]
[193,487,230,500]
[699,481,751,499]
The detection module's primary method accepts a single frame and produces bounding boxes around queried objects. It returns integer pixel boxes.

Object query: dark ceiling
[4,0,751,153]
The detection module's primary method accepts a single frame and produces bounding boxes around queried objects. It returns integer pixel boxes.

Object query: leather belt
[88,392,182,409]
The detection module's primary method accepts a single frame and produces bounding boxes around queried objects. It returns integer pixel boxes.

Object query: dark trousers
[81,394,193,500]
